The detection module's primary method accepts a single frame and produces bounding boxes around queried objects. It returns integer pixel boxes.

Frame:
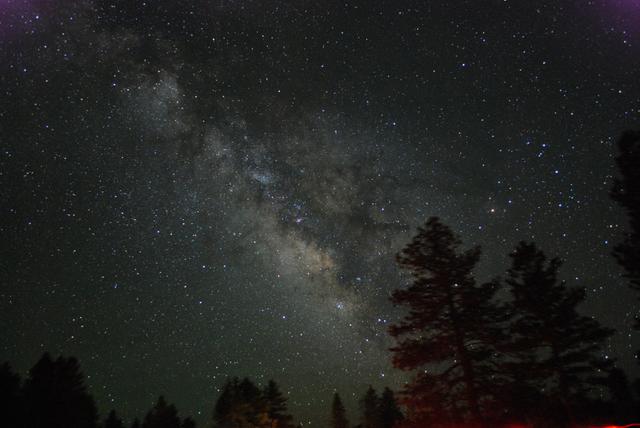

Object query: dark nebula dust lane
[1,0,639,425]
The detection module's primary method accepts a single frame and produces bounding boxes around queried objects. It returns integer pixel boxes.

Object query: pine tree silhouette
[181,417,196,428]
[142,396,181,428]
[611,129,640,361]
[504,242,614,426]
[389,217,503,427]
[605,368,639,422]
[330,393,349,428]
[213,377,277,428]
[361,386,380,428]
[0,362,22,428]
[104,410,125,428]
[214,378,237,428]
[263,380,294,428]
[23,353,98,428]
[379,388,403,428]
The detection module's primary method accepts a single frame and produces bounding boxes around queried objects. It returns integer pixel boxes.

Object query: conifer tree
[214,378,237,428]
[263,380,294,428]
[330,393,349,428]
[611,129,640,360]
[213,377,269,428]
[379,388,403,428]
[23,353,98,428]
[181,417,196,428]
[389,217,503,426]
[142,396,181,428]
[504,242,614,424]
[104,410,125,428]
[361,386,380,428]
[605,368,638,422]
[0,362,22,428]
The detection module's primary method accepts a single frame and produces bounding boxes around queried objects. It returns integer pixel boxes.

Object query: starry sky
[1,0,639,426]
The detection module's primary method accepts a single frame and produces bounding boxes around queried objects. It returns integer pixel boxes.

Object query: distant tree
[379,388,403,428]
[330,393,349,428]
[213,377,267,428]
[389,217,504,427]
[611,129,640,360]
[0,362,22,428]
[263,380,294,428]
[104,410,125,428]
[23,352,98,428]
[361,386,380,428]
[181,417,196,428]
[142,396,181,428]
[214,379,236,428]
[605,368,639,422]
[504,242,614,425]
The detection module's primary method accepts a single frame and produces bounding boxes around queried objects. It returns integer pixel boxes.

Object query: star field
[1,0,639,426]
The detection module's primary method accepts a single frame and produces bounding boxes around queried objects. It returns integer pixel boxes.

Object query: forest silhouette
[2,131,639,427]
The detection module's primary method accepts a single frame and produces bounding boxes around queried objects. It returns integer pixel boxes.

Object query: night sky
[1,0,639,426]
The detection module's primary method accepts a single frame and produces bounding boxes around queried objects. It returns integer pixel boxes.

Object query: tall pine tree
[389,217,503,427]
[23,353,98,428]
[0,362,22,428]
[263,380,294,428]
[104,410,125,428]
[181,417,196,428]
[611,129,640,360]
[214,377,291,428]
[330,393,349,428]
[504,242,613,425]
[361,386,380,428]
[379,388,403,428]
[142,396,181,428]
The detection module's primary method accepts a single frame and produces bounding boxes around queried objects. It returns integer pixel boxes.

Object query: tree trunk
[446,286,484,427]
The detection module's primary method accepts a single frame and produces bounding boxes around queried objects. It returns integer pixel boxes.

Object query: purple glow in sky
[585,0,640,38]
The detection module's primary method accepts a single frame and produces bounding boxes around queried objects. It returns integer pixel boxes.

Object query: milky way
[1,1,639,426]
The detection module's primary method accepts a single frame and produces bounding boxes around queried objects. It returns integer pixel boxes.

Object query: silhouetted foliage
[142,396,181,428]
[604,367,640,423]
[181,417,196,428]
[361,386,381,428]
[0,362,22,428]
[104,410,125,428]
[396,373,459,428]
[356,387,403,428]
[379,388,403,428]
[131,418,141,428]
[389,217,504,427]
[503,242,614,426]
[213,377,293,428]
[611,130,640,289]
[23,352,98,428]
[330,393,349,428]
[611,129,640,360]
[263,380,294,428]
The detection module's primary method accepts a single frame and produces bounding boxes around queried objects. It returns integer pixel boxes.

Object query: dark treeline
[0,353,403,428]
[329,388,403,428]
[387,130,640,428]
[0,353,200,428]
[0,353,301,428]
